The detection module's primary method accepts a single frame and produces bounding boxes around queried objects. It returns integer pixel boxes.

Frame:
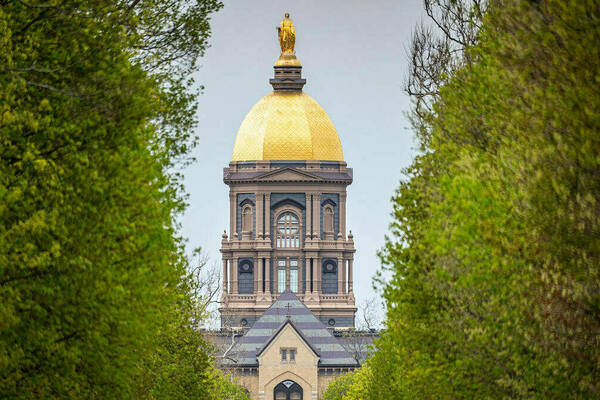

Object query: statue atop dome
[277,13,295,55]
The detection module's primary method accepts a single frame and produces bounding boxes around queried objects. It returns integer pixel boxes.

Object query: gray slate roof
[224,291,358,367]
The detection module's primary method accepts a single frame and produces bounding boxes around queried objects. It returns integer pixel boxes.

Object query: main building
[215,14,371,400]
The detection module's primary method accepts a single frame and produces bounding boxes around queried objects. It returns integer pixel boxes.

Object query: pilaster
[264,193,271,239]
[348,258,353,293]
[254,256,259,294]
[231,257,238,294]
[341,258,347,294]
[340,191,347,239]
[305,192,313,239]
[316,257,322,293]
[222,258,228,294]
[312,193,320,239]
[337,257,344,295]
[256,192,264,238]
[265,258,271,296]
[304,257,311,295]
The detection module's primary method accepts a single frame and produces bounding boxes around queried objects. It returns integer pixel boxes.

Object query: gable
[257,323,319,366]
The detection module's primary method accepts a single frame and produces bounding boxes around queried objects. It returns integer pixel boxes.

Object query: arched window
[274,380,303,400]
[276,212,300,248]
[241,205,252,233]
[323,206,334,233]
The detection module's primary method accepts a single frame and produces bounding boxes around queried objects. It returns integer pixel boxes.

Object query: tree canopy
[325,0,600,398]
[1,1,247,398]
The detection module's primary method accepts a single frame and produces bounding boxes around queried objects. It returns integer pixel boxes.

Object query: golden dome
[232,91,344,161]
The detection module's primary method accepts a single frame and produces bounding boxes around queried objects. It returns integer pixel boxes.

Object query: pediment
[255,168,323,182]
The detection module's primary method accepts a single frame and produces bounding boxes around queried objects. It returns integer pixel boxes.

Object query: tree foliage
[325,0,600,398]
[0,1,250,398]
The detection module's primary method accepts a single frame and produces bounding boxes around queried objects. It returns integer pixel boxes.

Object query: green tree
[326,0,600,398]
[0,1,247,398]
[135,254,250,400]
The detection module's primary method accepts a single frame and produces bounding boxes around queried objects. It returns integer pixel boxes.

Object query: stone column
[340,192,347,239]
[264,193,271,240]
[256,193,263,238]
[311,258,316,293]
[231,257,238,294]
[337,257,344,295]
[229,193,236,240]
[342,259,347,294]
[222,258,228,294]
[304,258,311,294]
[316,257,322,293]
[305,193,312,238]
[273,256,278,294]
[265,258,271,295]
[256,257,263,294]
[348,259,353,292]
[312,193,320,239]
[254,257,259,294]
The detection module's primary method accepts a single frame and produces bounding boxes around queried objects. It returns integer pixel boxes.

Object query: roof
[224,290,358,367]
[231,91,344,162]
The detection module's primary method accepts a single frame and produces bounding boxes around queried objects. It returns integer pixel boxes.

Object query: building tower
[219,15,357,332]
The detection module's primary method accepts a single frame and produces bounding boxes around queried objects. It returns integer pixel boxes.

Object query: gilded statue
[277,13,295,55]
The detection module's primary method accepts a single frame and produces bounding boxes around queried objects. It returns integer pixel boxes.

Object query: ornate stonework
[219,160,357,331]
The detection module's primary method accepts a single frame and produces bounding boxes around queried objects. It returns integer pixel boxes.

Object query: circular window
[240,262,252,272]
[328,318,335,326]
[241,318,248,326]
[324,262,335,273]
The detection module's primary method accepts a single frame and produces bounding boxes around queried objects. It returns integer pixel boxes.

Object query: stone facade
[219,161,357,332]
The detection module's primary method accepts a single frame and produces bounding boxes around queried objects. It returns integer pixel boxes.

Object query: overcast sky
[182,0,425,323]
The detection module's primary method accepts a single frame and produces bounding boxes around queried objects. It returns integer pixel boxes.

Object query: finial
[222,230,228,239]
[270,14,305,90]
[348,230,354,239]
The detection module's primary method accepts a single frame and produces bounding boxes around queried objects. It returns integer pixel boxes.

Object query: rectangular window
[290,259,298,267]
[290,268,298,293]
[281,349,287,361]
[278,268,286,293]
[289,349,295,361]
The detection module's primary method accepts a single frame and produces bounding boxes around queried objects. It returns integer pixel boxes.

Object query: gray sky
[182,0,425,322]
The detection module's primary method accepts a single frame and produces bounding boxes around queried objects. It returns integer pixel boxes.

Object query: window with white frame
[278,260,286,293]
[276,212,300,248]
[289,259,298,293]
